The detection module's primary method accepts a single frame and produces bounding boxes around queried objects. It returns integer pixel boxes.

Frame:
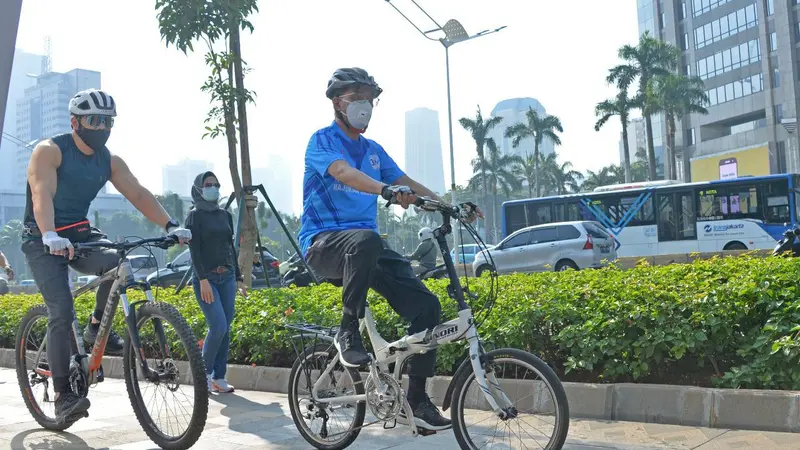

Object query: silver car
[473,221,617,276]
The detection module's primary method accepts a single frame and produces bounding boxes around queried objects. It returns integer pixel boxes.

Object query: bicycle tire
[123,302,208,450]
[15,305,72,431]
[450,348,570,450]
[288,343,366,450]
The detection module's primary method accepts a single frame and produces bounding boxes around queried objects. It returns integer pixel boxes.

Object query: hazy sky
[14,0,640,215]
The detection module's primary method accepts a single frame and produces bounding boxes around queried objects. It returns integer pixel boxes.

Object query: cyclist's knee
[417,293,442,327]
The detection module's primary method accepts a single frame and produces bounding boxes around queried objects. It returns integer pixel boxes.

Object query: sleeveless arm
[28,140,62,234]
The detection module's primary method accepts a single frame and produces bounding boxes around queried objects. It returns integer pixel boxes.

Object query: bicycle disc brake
[365,372,402,421]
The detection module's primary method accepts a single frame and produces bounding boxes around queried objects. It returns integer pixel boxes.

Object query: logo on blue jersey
[369,154,380,170]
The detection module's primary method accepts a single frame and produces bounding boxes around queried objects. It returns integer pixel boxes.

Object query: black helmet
[325,67,383,99]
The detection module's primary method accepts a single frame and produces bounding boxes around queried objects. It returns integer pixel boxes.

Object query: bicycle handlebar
[75,236,178,252]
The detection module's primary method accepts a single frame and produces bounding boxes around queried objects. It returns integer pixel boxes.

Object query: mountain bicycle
[15,236,208,449]
[285,197,570,450]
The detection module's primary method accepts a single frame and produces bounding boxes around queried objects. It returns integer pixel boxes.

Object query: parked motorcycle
[281,253,315,288]
[773,224,800,257]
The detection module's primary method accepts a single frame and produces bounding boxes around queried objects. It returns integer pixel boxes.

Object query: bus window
[505,203,527,235]
[764,181,790,224]
[727,185,759,219]
[554,202,581,222]
[527,203,552,225]
[619,195,655,226]
[657,194,677,241]
[698,188,726,221]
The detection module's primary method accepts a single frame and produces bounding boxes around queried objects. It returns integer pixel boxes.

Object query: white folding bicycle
[286,197,570,450]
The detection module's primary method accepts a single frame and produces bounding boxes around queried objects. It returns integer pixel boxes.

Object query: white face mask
[340,99,373,131]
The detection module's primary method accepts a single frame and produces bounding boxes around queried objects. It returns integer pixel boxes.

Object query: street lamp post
[385,0,505,251]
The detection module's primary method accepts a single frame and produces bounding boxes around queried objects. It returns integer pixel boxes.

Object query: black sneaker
[83,316,124,353]
[55,392,90,424]
[401,395,452,431]
[334,327,370,368]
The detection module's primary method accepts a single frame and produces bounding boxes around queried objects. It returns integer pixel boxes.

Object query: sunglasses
[83,115,115,129]
[203,182,221,188]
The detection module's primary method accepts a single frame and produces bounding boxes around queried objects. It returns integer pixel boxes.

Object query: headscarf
[191,171,220,211]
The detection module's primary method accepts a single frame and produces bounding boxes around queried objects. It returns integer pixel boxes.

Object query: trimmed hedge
[2,253,800,390]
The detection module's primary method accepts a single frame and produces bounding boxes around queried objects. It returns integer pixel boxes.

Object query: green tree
[581,165,626,192]
[648,73,709,181]
[459,105,503,231]
[595,89,639,182]
[513,154,537,198]
[540,152,584,195]
[0,220,25,280]
[468,138,522,240]
[608,31,679,181]
[504,107,564,197]
[156,0,260,286]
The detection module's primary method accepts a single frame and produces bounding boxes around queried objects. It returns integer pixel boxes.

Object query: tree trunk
[667,116,677,180]
[534,141,541,197]
[620,117,632,183]
[479,147,488,240]
[220,50,242,197]
[644,113,658,181]
[492,183,498,241]
[682,123,692,182]
[230,23,256,288]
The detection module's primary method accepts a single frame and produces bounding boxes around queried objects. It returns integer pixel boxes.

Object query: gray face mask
[343,100,373,131]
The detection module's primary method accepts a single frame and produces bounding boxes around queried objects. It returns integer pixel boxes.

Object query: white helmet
[418,227,433,241]
[69,89,117,117]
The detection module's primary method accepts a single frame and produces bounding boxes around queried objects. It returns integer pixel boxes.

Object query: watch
[165,219,180,232]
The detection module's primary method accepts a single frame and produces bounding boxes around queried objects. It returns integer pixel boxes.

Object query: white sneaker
[212,378,235,393]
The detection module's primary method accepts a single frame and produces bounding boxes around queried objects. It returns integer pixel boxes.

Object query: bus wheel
[724,241,747,251]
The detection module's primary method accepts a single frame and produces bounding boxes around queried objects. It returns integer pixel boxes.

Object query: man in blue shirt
[299,68,481,431]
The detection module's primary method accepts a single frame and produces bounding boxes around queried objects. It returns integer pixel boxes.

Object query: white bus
[500,174,799,257]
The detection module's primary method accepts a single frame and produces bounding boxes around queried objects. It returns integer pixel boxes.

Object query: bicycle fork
[464,326,515,419]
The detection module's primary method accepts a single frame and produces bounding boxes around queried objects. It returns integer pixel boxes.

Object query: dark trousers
[22,231,118,392]
[306,229,442,378]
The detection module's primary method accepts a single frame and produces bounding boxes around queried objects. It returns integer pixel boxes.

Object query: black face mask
[77,126,110,151]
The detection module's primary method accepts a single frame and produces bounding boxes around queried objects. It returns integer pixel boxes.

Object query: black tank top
[23,133,112,229]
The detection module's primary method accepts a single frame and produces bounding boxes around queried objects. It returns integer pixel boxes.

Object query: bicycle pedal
[417,427,437,436]
[61,410,89,425]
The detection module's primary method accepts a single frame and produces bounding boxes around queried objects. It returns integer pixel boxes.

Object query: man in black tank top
[21,89,193,423]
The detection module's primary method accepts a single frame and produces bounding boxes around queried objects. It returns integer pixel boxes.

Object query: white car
[473,221,617,276]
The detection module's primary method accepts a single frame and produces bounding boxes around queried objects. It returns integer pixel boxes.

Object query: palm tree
[470,138,522,239]
[0,220,25,279]
[608,31,680,181]
[581,165,626,192]
[595,89,639,182]
[648,73,709,181]
[504,107,564,197]
[459,106,503,225]
[513,153,537,198]
[542,153,584,195]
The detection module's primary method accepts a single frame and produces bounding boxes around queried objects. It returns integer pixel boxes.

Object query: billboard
[690,144,770,182]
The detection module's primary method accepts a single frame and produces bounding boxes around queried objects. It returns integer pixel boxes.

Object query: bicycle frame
[309,212,514,419]
[33,254,172,387]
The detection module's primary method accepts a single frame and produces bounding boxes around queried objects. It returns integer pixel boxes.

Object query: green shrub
[2,253,800,389]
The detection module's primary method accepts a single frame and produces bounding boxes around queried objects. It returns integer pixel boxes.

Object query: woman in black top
[185,171,245,394]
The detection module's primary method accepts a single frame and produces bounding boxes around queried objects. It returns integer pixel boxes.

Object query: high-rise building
[253,155,296,214]
[404,107,445,195]
[487,98,555,160]
[162,159,214,197]
[638,0,800,181]
[0,49,46,191]
[618,117,648,165]
[13,68,102,190]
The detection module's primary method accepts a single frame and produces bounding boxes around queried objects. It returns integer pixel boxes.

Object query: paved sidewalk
[0,368,798,449]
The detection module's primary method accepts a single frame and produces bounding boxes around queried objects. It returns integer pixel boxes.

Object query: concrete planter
[2,347,798,433]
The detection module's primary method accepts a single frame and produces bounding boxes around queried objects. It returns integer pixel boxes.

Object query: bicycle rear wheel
[15,305,71,431]
[123,302,208,449]
[288,343,366,450]
[450,348,569,450]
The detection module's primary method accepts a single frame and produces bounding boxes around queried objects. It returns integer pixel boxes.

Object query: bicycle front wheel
[123,302,208,449]
[450,348,569,450]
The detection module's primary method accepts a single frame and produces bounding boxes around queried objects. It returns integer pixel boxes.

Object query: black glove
[381,185,414,204]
